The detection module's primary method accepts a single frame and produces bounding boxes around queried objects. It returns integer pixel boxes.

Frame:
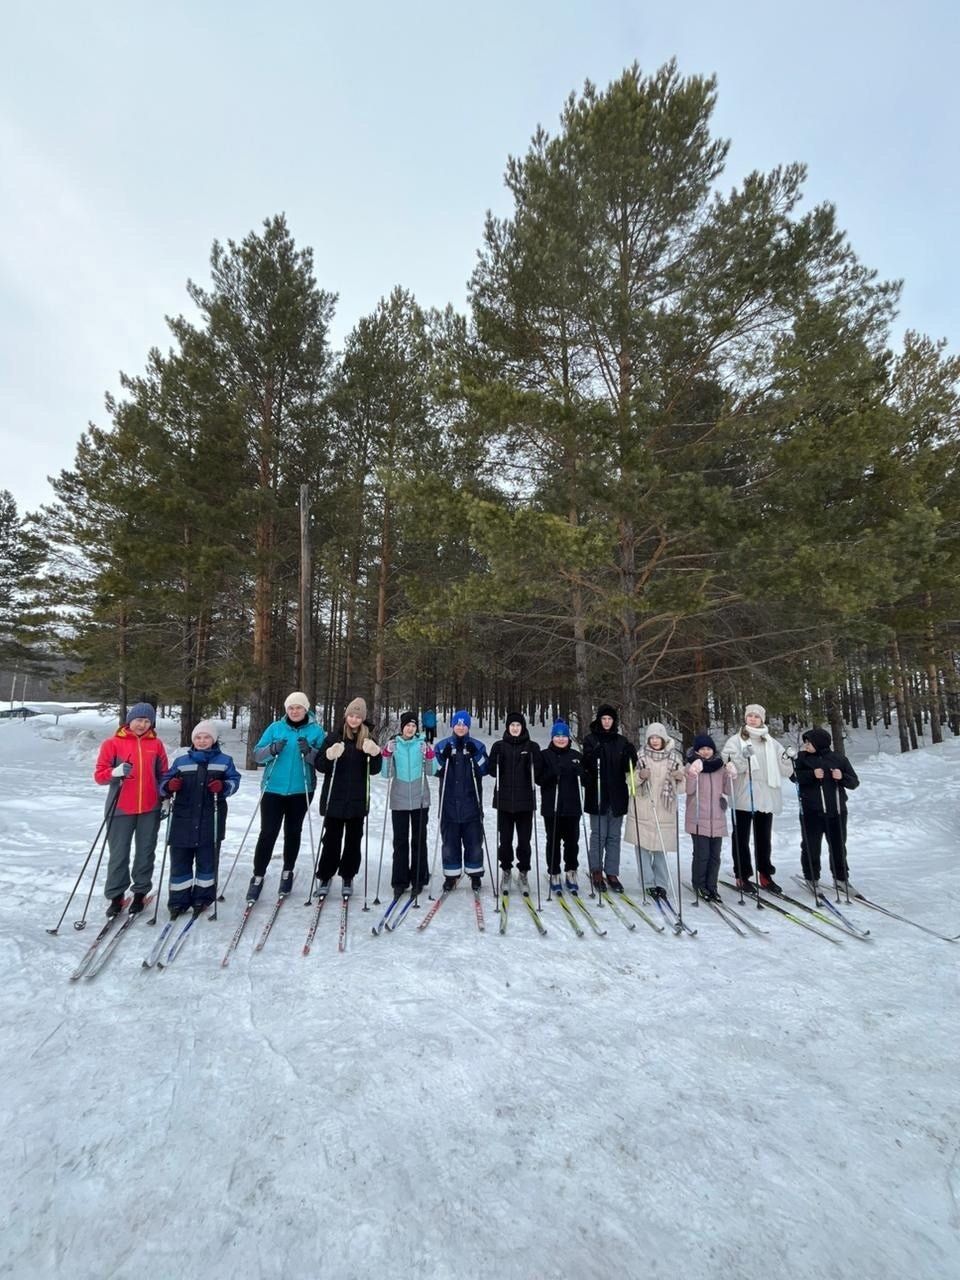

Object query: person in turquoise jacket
[247,691,326,900]
[381,711,438,895]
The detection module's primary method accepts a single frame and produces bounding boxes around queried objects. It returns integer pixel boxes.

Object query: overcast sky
[1,0,956,513]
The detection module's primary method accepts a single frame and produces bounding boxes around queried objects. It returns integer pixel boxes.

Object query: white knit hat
[284,691,311,712]
[744,703,766,721]
[191,719,218,743]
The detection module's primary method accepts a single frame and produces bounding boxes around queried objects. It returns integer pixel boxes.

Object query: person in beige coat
[623,722,685,899]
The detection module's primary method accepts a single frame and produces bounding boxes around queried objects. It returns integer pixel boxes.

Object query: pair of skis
[142,901,212,970]
[416,884,487,933]
[793,875,957,942]
[371,889,422,936]
[499,883,547,937]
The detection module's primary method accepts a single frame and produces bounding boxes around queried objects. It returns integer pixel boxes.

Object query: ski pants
[731,809,774,879]
[253,791,311,876]
[105,809,162,900]
[639,846,671,892]
[391,808,429,891]
[588,813,623,875]
[800,808,849,882]
[497,810,533,873]
[441,816,484,877]
[544,814,580,874]
[317,815,365,883]
[169,841,218,911]
[690,835,722,893]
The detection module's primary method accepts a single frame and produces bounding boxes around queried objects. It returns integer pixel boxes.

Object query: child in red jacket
[93,702,169,916]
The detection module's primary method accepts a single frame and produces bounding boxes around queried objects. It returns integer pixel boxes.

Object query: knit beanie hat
[551,720,571,739]
[284,691,310,713]
[745,703,766,721]
[451,710,471,729]
[345,696,367,720]
[506,711,526,729]
[191,719,218,743]
[802,727,832,753]
[692,733,717,752]
[400,711,418,730]
[597,703,617,720]
[126,702,156,727]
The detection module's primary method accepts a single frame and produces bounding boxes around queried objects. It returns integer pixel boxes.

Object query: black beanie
[506,711,526,729]
[692,733,717,752]
[400,711,418,730]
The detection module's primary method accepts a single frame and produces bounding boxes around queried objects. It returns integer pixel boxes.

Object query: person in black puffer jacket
[309,696,382,895]
[793,727,859,885]
[539,721,584,891]
[487,712,542,887]
[581,703,638,892]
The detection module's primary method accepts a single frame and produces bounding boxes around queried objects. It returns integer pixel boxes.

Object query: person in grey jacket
[381,712,438,895]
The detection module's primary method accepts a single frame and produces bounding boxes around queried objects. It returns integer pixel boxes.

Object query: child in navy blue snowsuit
[160,720,241,916]
[435,710,489,889]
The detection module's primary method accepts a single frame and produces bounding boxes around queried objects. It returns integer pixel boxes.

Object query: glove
[636,767,651,781]
[297,738,312,757]
[361,739,380,757]
[724,762,737,777]
[207,779,224,794]
[424,746,436,761]
[269,740,285,757]
[671,768,685,784]
[165,776,184,793]
[381,741,394,758]
[830,768,842,781]
[688,759,704,775]
[463,740,477,757]
[439,743,453,761]
[326,742,345,761]
[742,743,754,759]
[111,762,132,778]
[784,745,798,760]
[814,767,825,780]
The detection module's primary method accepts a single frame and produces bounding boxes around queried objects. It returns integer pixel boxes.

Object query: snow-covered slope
[0,713,957,1280]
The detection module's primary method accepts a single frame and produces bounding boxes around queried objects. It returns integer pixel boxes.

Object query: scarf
[742,724,783,791]
[642,744,678,811]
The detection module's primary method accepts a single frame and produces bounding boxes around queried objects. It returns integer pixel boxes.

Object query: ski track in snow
[0,714,958,1279]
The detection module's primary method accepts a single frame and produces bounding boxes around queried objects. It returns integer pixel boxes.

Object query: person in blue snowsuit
[159,720,241,917]
[434,710,489,889]
[422,707,438,745]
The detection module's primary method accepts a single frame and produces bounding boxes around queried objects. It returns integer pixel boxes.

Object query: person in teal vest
[381,711,438,894]
[248,692,327,900]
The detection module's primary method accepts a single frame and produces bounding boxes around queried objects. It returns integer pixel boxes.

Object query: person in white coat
[721,703,794,893]
[623,722,685,899]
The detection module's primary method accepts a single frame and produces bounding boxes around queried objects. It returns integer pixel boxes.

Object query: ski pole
[427,754,450,896]
[791,776,819,899]
[530,758,542,910]
[149,799,175,927]
[305,757,337,905]
[470,757,497,903]
[648,758,682,927]
[374,752,394,906]
[300,749,317,883]
[362,757,371,912]
[819,783,844,903]
[746,756,761,910]
[831,783,851,902]
[73,785,122,931]
[219,753,276,900]
[726,770,744,905]
[576,777,595,898]
[46,787,121,935]
[628,760,649,903]
[209,790,220,921]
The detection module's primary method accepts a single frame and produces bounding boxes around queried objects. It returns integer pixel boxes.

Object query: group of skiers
[92,695,860,922]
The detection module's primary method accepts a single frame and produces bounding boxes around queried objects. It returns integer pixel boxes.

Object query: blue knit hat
[451,710,471,728]
[551,720,571,739]
[126,702,156,727]
[692,733,716,752]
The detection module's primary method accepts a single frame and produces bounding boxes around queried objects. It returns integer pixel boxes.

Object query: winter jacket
[793,745,859,816]
[422,710,437,730]
[435,733,489,824]
[487,719,542,813]
[383,733,438,811]
[253,713,327,796]
[624,724,685,852]
[684,760,730,838]
[721,726,793,815]
[581,711,638,817]
[94,727,169,816]
[314,727,382,819]
[160,745,241,847]
[539,743,584,819]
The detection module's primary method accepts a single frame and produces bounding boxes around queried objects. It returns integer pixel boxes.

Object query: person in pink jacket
[685,734,737,902]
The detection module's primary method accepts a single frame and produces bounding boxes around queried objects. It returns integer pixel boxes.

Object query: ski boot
[605,875,624,894]
[278,869,294,896]
[129,892,147,915]
[106,896,124,918]
[246,875,264,902]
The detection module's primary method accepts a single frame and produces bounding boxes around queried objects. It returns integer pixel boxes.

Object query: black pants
[253,792,311,876]
[691,835,722,893]
[497,810,533,872]
[391,809,429,891]
[731,810,775,879]
[317,815,364,882]
[544,814,580,873]
[800,808,849,882]
[424,726,436,744]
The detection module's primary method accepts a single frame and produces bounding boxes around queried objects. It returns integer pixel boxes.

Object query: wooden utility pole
[298,484,313,701]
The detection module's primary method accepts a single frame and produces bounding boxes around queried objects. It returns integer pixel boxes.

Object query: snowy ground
[0,712,958,1280]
